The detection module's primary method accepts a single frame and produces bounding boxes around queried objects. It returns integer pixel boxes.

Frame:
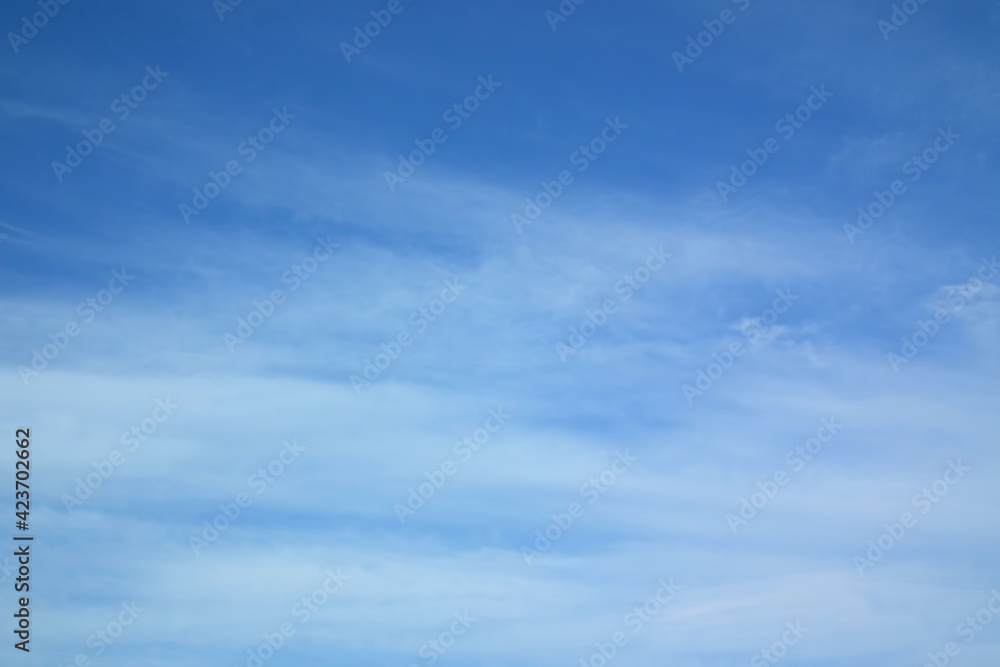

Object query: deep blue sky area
[1,1,999,666]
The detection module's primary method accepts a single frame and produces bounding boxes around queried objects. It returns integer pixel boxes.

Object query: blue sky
[2,0,1000,665]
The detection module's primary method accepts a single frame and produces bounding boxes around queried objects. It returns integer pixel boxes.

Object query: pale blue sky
[1,1,999,665]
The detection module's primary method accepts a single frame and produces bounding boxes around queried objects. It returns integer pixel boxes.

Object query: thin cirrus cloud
[1,1,998,666]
